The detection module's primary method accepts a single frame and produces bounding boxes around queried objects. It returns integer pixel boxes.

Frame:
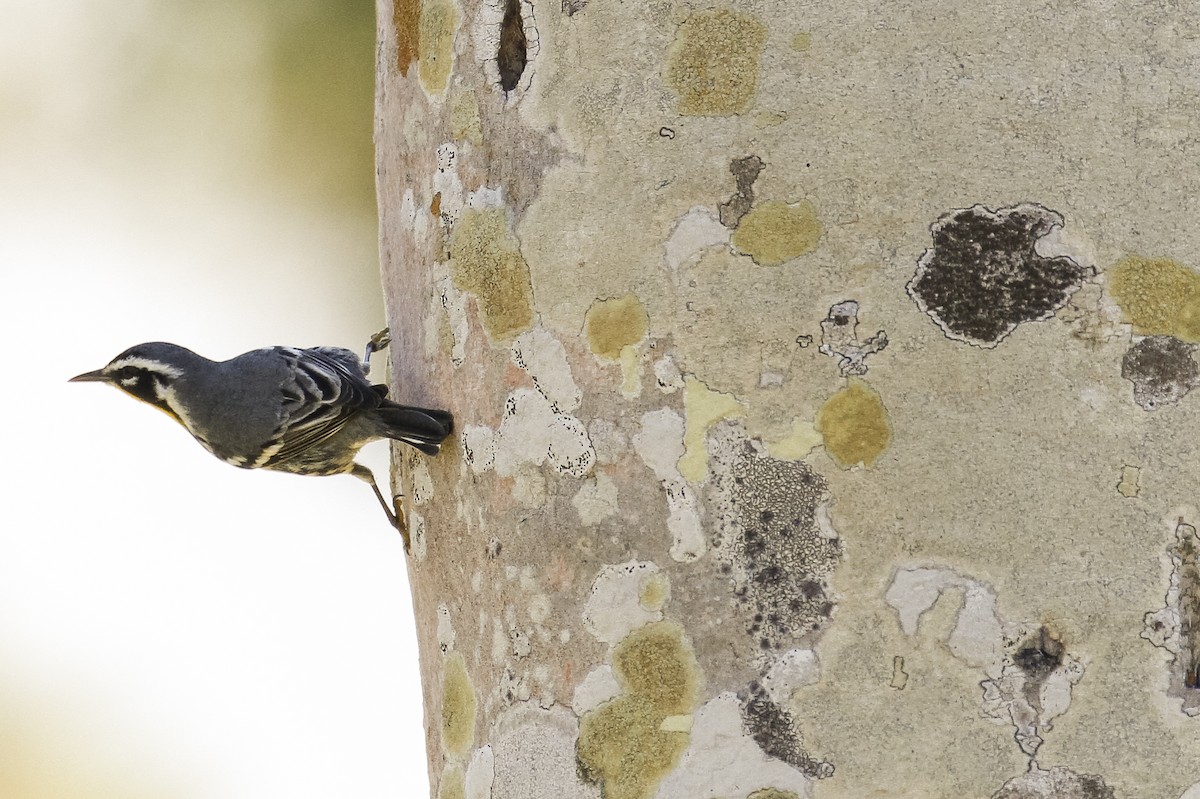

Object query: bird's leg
[350,464,409,551]
[362,328,392,375]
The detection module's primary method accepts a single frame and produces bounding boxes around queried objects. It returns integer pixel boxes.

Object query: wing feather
[255,347,380,468]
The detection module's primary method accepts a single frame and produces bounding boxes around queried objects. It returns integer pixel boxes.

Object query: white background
[1,1,430,796]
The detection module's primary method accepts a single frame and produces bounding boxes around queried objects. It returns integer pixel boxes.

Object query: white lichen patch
[663,206,731,272]
[462,425,497,472]
[761,648,821,706]
[491,705,598,799]
[512,326,581,412]
[886,567,1086,758]
[436,269,471,367]
[817,300,888,376]
[653,355,685,394]
[583,561,668,644]
[465,745,495,799]
[433,143,465,228]
[464,389,595,479]
[572,472,619,526]
[1142,519,1200,716]
[634,409,686,481]
[411,457,434,505]
[572,665,621,715]
[654,693,815,799]
[410,510,428,562]
[437,603,456,653]
[634,409,706,562]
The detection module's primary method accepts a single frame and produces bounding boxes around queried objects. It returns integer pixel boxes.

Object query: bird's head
[70,342,198,422]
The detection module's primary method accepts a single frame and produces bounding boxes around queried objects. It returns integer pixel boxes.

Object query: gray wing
[255,347,381,468]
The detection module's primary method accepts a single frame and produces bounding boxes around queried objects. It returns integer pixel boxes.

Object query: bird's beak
[69,369,110,383]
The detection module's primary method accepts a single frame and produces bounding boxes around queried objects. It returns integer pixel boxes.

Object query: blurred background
[1,0,430,796]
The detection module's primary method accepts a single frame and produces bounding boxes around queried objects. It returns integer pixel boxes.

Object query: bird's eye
[115,366,140,381]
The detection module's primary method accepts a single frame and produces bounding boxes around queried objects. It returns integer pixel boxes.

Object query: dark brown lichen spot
[740,684,832,779]
[562,0,587,14]
[991,766,1115,799]
[907,203,1092,347]
[394,0,421,76]
[719,155,765,228]
[498,0,528,92]
[1121,335,1200,411]
[1013,627,1064,683]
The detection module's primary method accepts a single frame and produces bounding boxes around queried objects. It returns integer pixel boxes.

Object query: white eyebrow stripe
[108,357,185,378]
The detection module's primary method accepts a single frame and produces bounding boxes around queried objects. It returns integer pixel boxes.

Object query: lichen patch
[418,0,457,96]
[1142,520,1200,715]
[818,300,888,376]
[450,208,535,342]
[576,622,701,799]
[665,9,768,116]
[706,423,844,655]
[655,693,818,799]
[1121,335,1200,410]
[583,561,666,645]
[442,651,477,758]
[731,201,823,267]
[680,377,745,482]
[394,0,421,76]
[991,766,1115,799]
[815,380,892,469]
[585,294,649,361]
[766,418,822,461]
[449,89,483,145]
[907,204,1092,347]
[1108,255,1200,341]
[886,567,1085,758]
[719,155,766,228]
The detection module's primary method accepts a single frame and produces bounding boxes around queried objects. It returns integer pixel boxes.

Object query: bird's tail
[375,403,454,456]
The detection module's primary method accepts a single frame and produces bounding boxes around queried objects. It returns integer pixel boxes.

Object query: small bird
[70,329,452,549]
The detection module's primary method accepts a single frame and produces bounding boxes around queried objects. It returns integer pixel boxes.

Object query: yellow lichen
[1108,255,1200,341]
[665,9,768,116]
[577,622,701,799]
[638,572,670,612]
[732,201,823,266]
[440,652,476,758]
[449,90,483,145]
[816,379,892,469]
[418,0,457,96]
[586,294,649,360]
[1117,465,1140,498]
[438,766,465,799]
[766,417,822,461]
[450,208,534,341]
[680,377,745,482]
[393,0,421,76]
[791,32,812,51]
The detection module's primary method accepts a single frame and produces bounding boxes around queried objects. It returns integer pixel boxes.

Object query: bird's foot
[362,328,392,374]
[392,494,410,552]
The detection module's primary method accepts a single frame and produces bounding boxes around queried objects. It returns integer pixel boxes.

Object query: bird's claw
[363,328,392,374]
[392,494,411,553]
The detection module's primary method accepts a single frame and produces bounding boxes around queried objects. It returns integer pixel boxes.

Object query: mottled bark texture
[377,1,1200,797]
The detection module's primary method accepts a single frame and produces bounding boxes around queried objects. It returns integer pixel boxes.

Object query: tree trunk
[376,1,1200,797]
